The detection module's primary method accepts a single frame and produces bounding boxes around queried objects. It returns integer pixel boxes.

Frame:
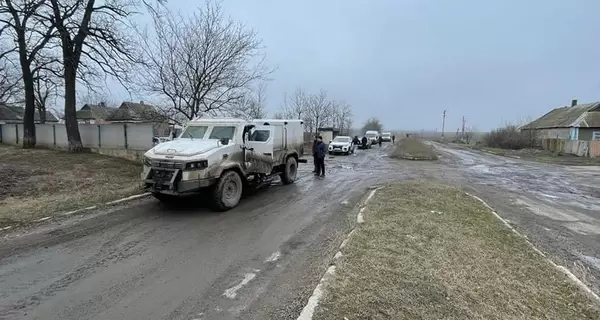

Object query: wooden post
[123,123,128,149]
[52,125,56,147]
[15,124,19,144]
[97,125,102,148]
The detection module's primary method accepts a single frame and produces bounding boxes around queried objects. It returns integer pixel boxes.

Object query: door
[246,125,274,174]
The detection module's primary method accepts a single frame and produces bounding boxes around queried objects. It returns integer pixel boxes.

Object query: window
[209,126,236,139]
[181,126,208,139]
[333,137,351,143]
[250,129,270,142]
[593,131,600,141]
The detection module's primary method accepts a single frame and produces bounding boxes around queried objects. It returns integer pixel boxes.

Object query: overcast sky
[113,0,600,131]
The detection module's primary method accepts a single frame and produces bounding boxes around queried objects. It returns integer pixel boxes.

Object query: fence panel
[126,123,154,150]
[79,124,99,148]
[99,124,126,148]
[590,141,600,158]
[36,124,55,147]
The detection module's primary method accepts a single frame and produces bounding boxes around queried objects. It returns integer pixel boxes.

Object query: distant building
[74,103,117,124]
[318,127,340,143]
[0,103,58,124]
[520,100,600,141]
[106,101,170,136]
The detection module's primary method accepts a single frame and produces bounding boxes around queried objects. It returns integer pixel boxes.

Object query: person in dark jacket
[378,136,383,147]
[352,135,360,146]
[392,135,396,143]
[314,136,326,177]
[312,137,318,173]
[361,136,368,149]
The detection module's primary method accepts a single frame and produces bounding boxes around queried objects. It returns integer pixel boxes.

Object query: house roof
[0,103,58,122]
[520,102,600,129]
[106,101,163,122]
[75,104,117,120]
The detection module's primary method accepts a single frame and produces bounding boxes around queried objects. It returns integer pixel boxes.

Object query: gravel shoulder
[314,181,600,319]
[0,144,142,228]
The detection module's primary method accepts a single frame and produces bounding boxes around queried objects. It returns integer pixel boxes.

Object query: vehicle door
[246,126,274,174]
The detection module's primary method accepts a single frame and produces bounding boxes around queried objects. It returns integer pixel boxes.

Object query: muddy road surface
[0,144,404,320]
[430,143,600,296]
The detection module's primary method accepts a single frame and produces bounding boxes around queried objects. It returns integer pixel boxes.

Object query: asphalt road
[0,143,403,320]
[429,142,600,296]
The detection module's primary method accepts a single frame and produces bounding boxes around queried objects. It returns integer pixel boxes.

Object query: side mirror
[220,137,230,145]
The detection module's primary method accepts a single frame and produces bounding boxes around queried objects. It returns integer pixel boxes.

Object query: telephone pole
[441,110,447,140]
[461,116,466,140]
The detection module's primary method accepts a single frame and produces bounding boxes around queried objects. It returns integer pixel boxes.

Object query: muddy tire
[152,192,178,204]
[212,170,243,211]
[280,156,298,185]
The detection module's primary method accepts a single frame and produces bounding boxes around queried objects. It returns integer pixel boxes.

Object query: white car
[381,132,392,142]
[328,136,355,155]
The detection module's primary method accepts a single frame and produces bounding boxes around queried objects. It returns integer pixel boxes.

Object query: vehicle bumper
[329,148,350,153]
[143,168,216,195]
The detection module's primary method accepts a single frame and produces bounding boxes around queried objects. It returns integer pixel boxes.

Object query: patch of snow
[264,251,281,263]
[223,272,257,299]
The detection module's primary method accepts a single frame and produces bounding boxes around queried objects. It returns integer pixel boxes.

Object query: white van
[365,130,379,144]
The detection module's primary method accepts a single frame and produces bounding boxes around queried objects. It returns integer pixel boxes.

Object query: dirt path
[427,142,600,296]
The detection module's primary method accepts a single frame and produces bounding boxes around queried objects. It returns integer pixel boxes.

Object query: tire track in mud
[1,220,158,318]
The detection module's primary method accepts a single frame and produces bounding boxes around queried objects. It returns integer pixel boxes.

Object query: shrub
[483,125,535,150]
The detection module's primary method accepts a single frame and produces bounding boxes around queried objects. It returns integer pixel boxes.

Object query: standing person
[361,136,368,149]
[378,135,383,147]
[392,135,396,143]
[312,137,318,173]
[314,136,326,177]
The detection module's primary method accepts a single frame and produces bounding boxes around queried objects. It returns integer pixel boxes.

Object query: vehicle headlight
[185,160,208,170]
[143,156,152,167]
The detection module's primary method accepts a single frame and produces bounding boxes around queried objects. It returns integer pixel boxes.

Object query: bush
[483,125,535,150]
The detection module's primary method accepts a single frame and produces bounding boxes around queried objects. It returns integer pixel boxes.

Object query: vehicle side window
[209,126,236,139]
[250,129,270,142]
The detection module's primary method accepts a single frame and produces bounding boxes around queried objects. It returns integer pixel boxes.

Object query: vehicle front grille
[151,169,175,182]
[151,160,185,170]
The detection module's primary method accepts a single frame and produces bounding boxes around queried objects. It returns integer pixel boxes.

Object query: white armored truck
[142,118,307,210]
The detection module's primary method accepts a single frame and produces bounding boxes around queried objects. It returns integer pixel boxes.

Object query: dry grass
[0,144,142,227]
[391,139,438,160]
[467,144,600,166]
[314,181,600,320]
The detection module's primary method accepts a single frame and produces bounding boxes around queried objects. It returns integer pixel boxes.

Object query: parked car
[381,132,392,142]
[365,130,379,144]
[328,136,355,155]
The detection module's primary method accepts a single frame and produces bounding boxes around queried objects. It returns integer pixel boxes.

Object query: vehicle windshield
[333,137,351,143]
[209,126,236,139]
[366,134,377,138]
[180,126,208,139]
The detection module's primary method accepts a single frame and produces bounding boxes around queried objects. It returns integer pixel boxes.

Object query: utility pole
[441,110,447,140]
[461,116,466,140]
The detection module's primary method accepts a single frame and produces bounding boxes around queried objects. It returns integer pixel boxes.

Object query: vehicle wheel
[152,192,178,204]
[280,156,298,185]
[212,170,243,211]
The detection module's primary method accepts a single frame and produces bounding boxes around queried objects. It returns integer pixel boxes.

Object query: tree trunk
[63,61,84,152]
[21,68,36,148]
[37,104,46,124]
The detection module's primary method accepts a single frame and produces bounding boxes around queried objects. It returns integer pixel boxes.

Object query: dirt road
[0,144,403,320]
[430,143,600,296]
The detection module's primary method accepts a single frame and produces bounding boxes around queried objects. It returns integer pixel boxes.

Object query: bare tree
[278,88,307,120]
[0,42,21,103]
[329,100,353,135]
[139,0,271,123]
[33,67,61,123]
[0,0,58,147]
[228,82,268,119]
[361,117,383,133]
[304,89,331,135]
[44,0,142,151]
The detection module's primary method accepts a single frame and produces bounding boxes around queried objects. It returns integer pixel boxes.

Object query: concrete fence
[539,138,600,158]
[0,123,155,162]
